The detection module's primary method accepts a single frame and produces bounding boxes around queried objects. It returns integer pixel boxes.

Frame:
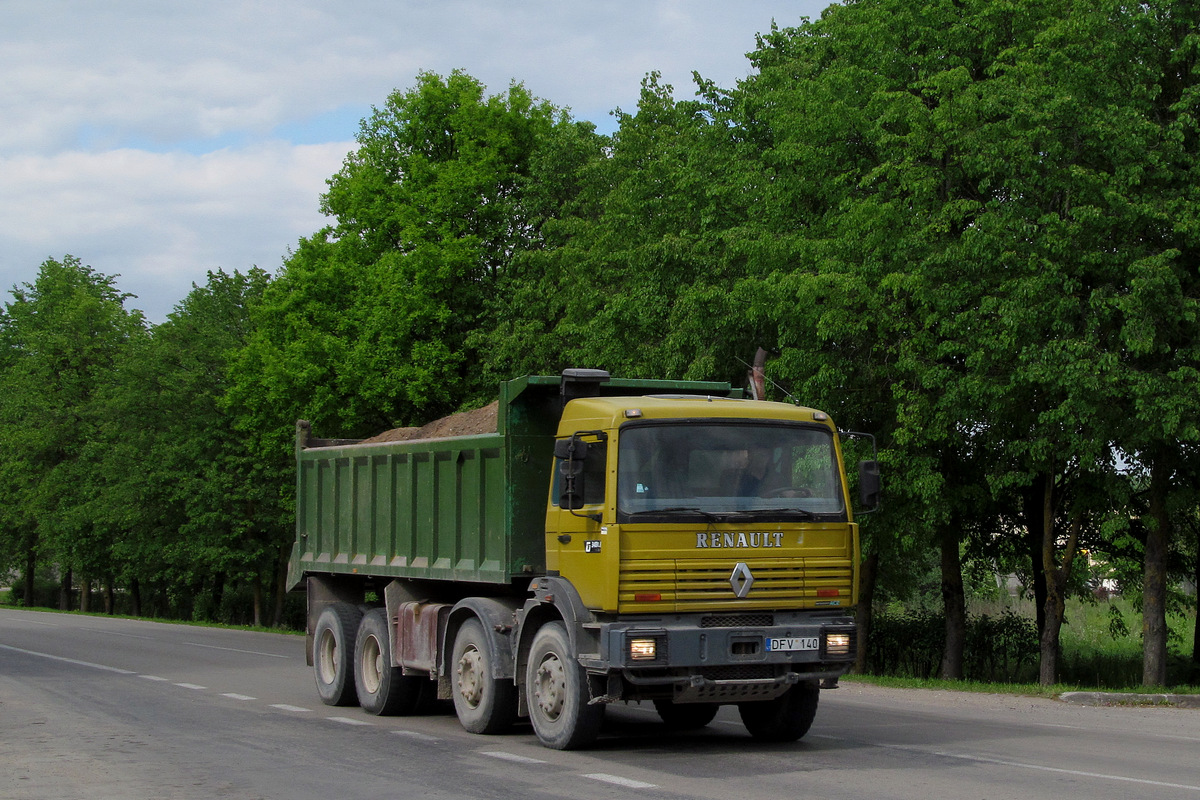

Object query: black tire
[313,602,363,707]
[738,682,820,742]
[653,699,719,730]
[354,607,422,715]
[451,618,518,734]
[526,621,603,750]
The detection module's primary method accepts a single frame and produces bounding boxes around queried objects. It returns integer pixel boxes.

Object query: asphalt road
[3,607,1199,800]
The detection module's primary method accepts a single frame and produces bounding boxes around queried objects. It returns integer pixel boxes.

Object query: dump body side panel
[293,432,529,586]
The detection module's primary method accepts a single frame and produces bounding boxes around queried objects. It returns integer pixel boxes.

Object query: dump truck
[288,369,880,749]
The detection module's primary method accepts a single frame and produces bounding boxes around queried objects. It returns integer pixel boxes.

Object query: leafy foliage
[1,2,1197,686]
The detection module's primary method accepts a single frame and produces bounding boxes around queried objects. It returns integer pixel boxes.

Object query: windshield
[616,421,846,522]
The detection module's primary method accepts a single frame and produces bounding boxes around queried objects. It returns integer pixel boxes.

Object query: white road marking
[480,751,547,764]
[221,693,256,701]
[582,774,658,789]
[392,730,440,742]
[873,740,1200,793]
[327,716,373,726]
[270,704,312,713]
[933,748,1200,792]
[139,675,169,681]
[184,641,290,659]
[174,682,207,690]
[0,643,136,674]
[99,630,155,640]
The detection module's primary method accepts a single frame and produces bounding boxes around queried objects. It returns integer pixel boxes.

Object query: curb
[1060,691,1200,708]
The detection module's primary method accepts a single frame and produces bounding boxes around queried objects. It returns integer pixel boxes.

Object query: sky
[1,0,833,323]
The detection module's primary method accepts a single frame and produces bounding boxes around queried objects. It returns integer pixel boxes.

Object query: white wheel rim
[316,629,338,684]
[361,635,382,694]
[456,645,484,708]
[534,653,566,720]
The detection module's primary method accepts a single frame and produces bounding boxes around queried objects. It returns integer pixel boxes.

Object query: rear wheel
[653,699,719,730]
[526,621,603,750]
[451,618,517,733]
[355,607,422,715]
[738,682,819,742]
[313,602,363,706]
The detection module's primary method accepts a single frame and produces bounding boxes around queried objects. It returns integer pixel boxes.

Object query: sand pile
[359,401,499,444]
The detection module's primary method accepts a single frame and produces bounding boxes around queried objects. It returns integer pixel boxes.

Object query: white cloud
[4,0,826,153]
[0,142,350,319]
[0,0,832,321]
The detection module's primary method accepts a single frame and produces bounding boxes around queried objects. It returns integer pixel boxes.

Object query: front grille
[620,557,853,611]
[701,614,774,628]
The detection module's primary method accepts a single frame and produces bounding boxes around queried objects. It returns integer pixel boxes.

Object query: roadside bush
[866,609,1039,682]
[963,611,1039,682]
[865,609,943,678]
[0,575,60,608]
[866,597,1197,688]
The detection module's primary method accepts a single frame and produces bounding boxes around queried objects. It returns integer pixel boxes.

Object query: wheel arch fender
[442,597,522,681]
[515,576,598,687]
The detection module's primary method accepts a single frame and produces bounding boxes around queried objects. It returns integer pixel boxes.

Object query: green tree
[731,0,1199,685]
[232,71,600,452]
[538,72,770,384]
[97,269,278,622]
[0,256,146,608]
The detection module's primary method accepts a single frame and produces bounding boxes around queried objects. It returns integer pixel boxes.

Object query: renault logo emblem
[730,562,755,598]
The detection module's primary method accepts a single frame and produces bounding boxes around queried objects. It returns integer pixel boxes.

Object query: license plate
[766,637,819,652]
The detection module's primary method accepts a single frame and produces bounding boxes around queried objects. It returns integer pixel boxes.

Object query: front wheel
[738,682,819,742]
[354,607,422,715]
[526,621,603,750]
[451,618,517,733]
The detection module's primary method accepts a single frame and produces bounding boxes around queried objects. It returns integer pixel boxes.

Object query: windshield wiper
[732,508,818,520]
[625,507,726,522]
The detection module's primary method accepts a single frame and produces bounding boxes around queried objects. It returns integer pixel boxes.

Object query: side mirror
[554,437,588,461]
[858,460,881,510]
[555,436,589,510]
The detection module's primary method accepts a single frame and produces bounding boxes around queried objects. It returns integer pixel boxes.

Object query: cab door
[544,436,617,611]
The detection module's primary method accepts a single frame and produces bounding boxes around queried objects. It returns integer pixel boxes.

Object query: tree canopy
[2,0,1197,685]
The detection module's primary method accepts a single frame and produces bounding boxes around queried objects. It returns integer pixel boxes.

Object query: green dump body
[288,374,738,590]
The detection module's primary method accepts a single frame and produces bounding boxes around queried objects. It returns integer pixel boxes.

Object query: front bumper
[583,610,856,703]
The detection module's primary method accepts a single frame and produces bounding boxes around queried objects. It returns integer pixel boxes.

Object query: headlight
[629,638,659,661]
[824,631,853,658]
[627,631,667,663]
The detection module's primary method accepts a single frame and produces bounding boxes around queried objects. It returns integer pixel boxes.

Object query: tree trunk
[1191,526,1199,685]
[22,547,36,607]
[252,577,264,628]
[1038,475,1081,686]
[855,551,879,674]
[1039,592,1064,685]
[940,525,966,680]
[79,575,91,613]
[104,576,115,615]
[130,577,142,618]
[1142,456,1171,688]
[58,568,73,611]
[209,572,226,623]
